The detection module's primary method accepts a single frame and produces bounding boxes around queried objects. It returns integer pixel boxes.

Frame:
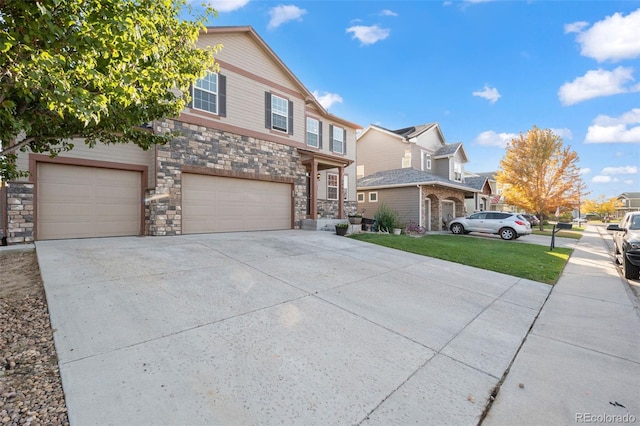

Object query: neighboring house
[2,26,360,244]
[615,192,640,217]
[356,123,485,231]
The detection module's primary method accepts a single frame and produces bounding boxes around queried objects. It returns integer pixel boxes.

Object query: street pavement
[31,225,639,425]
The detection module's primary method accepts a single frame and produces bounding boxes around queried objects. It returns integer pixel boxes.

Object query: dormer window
[422,152,431,170]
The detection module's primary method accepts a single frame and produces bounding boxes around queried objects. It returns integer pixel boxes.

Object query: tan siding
[356,131,405,176]
[15,140,154,186]
[199,33,294,90]
[357,187,420,226]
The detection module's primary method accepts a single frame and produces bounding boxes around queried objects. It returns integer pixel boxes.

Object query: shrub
[374,202,400,232]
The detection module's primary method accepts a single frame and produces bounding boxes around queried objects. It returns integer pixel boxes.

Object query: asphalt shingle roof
[434,142,461,157]
[464,176,488,191]
[357,168,478,191]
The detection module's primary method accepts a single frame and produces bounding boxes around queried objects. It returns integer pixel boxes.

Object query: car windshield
[630,216,640,230]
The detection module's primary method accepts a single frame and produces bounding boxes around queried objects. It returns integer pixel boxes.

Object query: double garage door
[37,163,142,240]
[182,173,292,234]
[36,165,291,240]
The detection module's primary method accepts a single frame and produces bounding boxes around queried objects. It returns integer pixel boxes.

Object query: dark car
[521,214,540,226]
[607,212,640,279]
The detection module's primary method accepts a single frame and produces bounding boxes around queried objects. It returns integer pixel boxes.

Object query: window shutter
[343,129,347,155]
[265,92,271,129]
[329,124,334,152]
[288,100,294,135]
[218,74,226,117]
[187,84,193,108]
[318,121,323,149]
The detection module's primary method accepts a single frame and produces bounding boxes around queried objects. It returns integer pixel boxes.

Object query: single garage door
[182,173,291,234]
[37,163,142,240]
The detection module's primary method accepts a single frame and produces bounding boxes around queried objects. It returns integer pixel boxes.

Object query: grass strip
[349,233,572,285]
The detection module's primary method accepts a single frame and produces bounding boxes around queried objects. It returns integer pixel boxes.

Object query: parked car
[521,214,540,226]
[607,211,640,279]
[448,212,532,240]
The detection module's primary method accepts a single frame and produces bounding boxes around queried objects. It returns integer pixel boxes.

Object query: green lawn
[532,224,584,239]
[349,233,572,285]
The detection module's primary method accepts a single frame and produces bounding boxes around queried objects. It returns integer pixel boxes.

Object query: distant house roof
[435,142,462,158]
[388,123,438,139]
[357,168,478,192]
[464,176,489,191]
[619,192,640,199]
[473,171,497,180]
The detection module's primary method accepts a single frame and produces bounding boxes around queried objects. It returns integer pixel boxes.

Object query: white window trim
[192,71,218,115]
[271,94,288,133]
[327,173,339,201]
[306,117,319,148]
[357,192,365,202]
[422,151,432,170]
[369,192,378,203]
[332,127,345,154]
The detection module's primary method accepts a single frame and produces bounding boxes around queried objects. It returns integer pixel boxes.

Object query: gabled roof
[618,192,640,199]
[464,176,489,191]
[434,142,469,163]
[390,123,438,139]
[357,168,479,192]
[202,26,361,130]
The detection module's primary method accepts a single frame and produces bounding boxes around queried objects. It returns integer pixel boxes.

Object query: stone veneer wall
[5,183,34,244]
[422,186,465,231]
[148,120,309,235]
[316,200,358,219]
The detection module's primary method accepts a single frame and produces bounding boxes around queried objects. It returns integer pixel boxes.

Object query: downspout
[417,184,422,227]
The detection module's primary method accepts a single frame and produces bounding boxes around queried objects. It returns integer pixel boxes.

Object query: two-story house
[356,123,489,231]
[2,26,360,244]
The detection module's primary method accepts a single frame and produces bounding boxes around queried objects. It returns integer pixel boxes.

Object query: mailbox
[556,222,573,230]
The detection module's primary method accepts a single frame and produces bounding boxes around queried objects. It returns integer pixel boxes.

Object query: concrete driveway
[37,230,551,425]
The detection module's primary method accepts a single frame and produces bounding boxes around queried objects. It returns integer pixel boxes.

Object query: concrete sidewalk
[484,224,640,425]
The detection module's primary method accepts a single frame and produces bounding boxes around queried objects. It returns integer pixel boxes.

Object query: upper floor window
[330,125,345,154]
[265,92,293,134]
[454,162,462,181]
[422,152,431,170]
[193,71,226,116]
[327,173,338,200]
[306,117,321,148]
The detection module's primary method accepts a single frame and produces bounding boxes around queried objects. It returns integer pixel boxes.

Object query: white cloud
[579,168,591,175]
[207,0,249,12]
[564,21,588,34]
[601,166,638,175]
[592,175,613,183]
[472,85,501,104]
[380,9,398,17]
[346,25,390,45]
[475,130,517,148]
[558,66,638,105]
[312,91,343,110]
[624,179,635,185]
[585,108,640,143]
[550,128,573,140]
[574,8,640,62]
[268,5,307,30]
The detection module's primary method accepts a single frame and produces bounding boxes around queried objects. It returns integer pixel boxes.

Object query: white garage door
[182,173,291,234]
[37,163,142,240]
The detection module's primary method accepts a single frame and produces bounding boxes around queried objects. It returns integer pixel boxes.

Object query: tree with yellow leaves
[496,126,587,230]
[582,196,622,220]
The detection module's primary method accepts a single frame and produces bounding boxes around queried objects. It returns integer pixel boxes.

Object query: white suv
[448,212,532,240]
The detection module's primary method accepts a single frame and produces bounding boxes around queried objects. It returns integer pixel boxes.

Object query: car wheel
[450,223,464,235]
[499,227,516,240]
[623,250,640,279]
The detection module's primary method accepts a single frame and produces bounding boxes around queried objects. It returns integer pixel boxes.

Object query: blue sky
[194,0,639,200]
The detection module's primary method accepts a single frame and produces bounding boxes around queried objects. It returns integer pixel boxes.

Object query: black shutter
[343,128,346,154]
[265,92,271,129]
[218,74,226,117]
[318,121,323,149]
[187,84,193,108]
[329,125,334,152]
[288,100,294,135]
